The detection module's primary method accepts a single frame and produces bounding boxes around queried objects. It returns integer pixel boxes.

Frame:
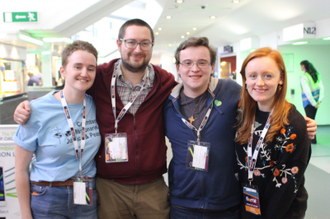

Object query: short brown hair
[118,19,154,42]
[62,40,98,67]
[174,37,217,66]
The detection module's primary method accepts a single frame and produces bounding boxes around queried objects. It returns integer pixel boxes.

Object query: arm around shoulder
[13,100,31,125]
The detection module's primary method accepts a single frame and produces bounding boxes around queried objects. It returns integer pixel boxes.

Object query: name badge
[105,133,128,163]
[73,178,93,205]
[186,140,210,172]
[243,184,261,215]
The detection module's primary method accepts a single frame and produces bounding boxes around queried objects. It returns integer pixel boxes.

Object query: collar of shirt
[114,60,155,88]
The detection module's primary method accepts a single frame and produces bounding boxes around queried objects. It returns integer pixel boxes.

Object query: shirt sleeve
[318,77,324,103]
[261,111,311,219]
[13,105,40,152]
[300,76,317,106]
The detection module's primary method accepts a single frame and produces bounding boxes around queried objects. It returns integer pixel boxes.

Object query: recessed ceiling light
[323,36,330,40]
[193,27,197,31]
[158,28,162,31]
[155,32,159,35]
[232,0,240,3]
[176,0,184,3]
[166,15,172,19]
[181,35,185,38]
[169,44,172,47]
[186,32,190,35]
[292,41,308,45]
[210,16,216,19]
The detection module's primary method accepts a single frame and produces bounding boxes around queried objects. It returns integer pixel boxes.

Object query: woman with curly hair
[235,47,311,219]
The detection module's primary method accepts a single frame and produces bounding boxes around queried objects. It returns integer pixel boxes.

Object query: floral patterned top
[236,105,311,219]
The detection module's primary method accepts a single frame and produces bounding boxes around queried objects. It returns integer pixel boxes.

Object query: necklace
[182,91,205,124]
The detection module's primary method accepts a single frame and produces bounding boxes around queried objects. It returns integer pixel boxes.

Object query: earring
[278,84,283,91]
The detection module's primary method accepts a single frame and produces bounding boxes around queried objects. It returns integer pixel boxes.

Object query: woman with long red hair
[235,47,310,219]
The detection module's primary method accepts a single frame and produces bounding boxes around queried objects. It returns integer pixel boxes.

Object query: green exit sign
[3,12,38,23]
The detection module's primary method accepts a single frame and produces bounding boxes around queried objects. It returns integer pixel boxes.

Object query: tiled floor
[164,125,330,218]
[305,125,330,219]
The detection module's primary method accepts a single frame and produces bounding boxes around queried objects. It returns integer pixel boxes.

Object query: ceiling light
[232,0,240,3]
[210,16,216,19]
[158,28,162,31]
[155,32,159,35]
[166,16,172,19]
[323,36,330,40]
[176,0,184,3]
[193,27,197,31]
[292,41,308,45]
[186,32,190,35]
[0,33,7,38]
[169,44,172,47]
[19,34,44,46]
[181,35,185,38]
[43,38,73,43]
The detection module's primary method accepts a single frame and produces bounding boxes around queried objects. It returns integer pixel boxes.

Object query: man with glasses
[14,19,176,219]
[163,36,244,218]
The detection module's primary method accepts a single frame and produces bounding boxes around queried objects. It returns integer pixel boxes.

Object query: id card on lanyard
[105,65,148,163]
[182,98,212,172]
[60,91,93,205]
[243,108,273,215]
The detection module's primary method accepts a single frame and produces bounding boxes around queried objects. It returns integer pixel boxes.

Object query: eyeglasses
[180,60,211,68]
[120,38,153,51]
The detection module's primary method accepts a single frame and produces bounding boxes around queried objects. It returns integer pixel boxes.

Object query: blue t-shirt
[13,91,101,182]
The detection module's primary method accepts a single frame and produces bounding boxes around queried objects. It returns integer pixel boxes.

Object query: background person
[300,60,324,144]
[236,47,310,219]
[14,40,101,219]
[27,72,40,86]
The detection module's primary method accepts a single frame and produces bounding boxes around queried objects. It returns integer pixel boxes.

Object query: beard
[121,52,150,73]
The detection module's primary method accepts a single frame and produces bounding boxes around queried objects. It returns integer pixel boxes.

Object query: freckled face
[61,50,96,94]
[245,56,283,111]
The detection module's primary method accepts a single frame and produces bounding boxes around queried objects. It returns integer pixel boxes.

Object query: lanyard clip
[197,131,201,144]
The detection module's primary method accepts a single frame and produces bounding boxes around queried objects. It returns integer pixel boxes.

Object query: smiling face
[245,56,283,112]
[61,50,96,95]
[177,46,214,98]
[117,25,153,73]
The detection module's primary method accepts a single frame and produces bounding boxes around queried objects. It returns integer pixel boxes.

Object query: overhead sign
[283,23,316,41]
[3,12,38,23]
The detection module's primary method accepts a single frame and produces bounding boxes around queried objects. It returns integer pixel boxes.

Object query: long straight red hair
[236,47,291,144]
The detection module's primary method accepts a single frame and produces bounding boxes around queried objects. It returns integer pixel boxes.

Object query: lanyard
[110,66,148,133]
[247,108,273,182]
[181,93,213,143]
[60,91,86,178]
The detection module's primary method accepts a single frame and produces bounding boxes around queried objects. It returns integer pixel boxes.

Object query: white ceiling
[1,0,330,55]
[153,0,330,52]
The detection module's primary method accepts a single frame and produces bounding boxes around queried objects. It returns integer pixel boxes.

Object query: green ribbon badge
[214,100,222,106]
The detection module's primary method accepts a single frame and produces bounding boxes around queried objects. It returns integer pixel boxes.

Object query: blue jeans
[170,204,240,219]
[30,181,97,219]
